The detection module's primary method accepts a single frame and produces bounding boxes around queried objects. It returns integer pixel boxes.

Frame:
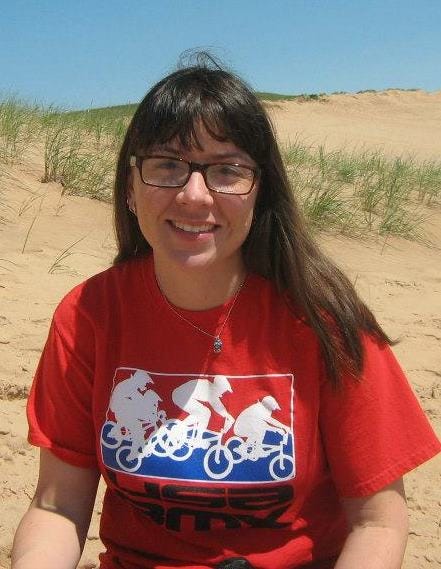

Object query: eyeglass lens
[140,157,254,194]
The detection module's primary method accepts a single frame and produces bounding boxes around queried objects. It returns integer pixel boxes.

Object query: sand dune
[0,91,440,568]
[270,89,441,161]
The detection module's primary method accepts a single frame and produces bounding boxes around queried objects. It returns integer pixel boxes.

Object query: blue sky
[1,0,440,110]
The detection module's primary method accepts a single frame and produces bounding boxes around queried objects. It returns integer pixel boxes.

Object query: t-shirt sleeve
[27,292,98,468]
[319,335,441,497]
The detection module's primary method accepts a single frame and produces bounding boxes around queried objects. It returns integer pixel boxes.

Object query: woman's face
[128,126,259,277]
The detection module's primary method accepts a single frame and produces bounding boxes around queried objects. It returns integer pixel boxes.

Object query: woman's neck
[153,256,247,310]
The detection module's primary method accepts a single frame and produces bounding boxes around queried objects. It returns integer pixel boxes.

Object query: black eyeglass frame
[129,155,260,196]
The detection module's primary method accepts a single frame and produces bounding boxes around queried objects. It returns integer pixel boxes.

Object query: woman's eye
[159,160,180,170]
[218,165,241,176]
[215,165,251,181]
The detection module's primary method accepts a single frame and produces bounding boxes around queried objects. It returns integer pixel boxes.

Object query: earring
[126,198,137,215]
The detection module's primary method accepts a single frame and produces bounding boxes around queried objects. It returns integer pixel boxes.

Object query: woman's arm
[334,479,409,569]
[12,448,100,569]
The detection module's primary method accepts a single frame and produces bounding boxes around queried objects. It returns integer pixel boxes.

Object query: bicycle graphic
[101,371,295,482]
[101,411,170,471]
[102,417,294,481]
[154,419,294,481]
[204,431,294,481]
[153,417,233,461]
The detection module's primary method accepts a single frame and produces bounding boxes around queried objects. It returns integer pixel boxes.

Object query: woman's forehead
[140,124,252,161]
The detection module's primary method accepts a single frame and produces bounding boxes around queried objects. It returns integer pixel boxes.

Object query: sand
[0,90,440,568]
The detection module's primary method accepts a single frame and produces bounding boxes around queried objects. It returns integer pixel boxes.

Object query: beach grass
[39,110,116,201]
[282,142,438,239]
[0,96,41,164]
[1,97,439,239]
[257,91,327,102]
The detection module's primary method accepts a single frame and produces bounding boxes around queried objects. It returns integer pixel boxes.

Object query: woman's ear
[126,194,137,215]
[126,172,137,215]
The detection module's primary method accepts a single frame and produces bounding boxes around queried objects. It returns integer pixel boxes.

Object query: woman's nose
[176,171,213,206]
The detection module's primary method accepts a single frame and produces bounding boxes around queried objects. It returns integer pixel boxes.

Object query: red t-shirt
[27,255,441,569]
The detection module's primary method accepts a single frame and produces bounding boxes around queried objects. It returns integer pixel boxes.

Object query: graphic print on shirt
[100,368,295,484]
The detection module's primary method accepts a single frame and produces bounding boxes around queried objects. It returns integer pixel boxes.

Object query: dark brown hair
[113,54,392,385]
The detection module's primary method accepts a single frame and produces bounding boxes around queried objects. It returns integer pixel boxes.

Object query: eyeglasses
[130,155,259,195]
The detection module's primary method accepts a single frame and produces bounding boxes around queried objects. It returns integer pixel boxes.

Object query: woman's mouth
[169,220,217,233]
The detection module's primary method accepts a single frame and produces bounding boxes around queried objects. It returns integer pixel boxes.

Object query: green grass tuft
[257,91,327,102]
[0,96,40,164]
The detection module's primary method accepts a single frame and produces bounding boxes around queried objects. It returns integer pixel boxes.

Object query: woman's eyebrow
[148,145,253,164]
[149,144,180,155]
[210,151,251,162]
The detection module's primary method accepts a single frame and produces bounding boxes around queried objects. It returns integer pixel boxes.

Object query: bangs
[139,95,233,151]
[130,70,269,161]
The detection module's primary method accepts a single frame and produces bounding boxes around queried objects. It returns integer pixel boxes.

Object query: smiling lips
[170,220,217,233]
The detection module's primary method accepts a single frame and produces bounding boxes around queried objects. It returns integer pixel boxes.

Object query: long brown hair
[113,55,392,385]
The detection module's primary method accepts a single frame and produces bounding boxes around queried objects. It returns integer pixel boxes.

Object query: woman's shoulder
[54,255,151,320]
[246,271,312,337]
[248,271,308,319]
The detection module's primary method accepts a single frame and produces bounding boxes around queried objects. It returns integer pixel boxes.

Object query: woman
[12,57,440,569]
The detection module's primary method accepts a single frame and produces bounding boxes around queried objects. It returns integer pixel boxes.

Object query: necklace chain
[160,277,247,354]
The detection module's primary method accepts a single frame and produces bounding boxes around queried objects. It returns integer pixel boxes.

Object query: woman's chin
[155,248,242,276]
[170,251,220,271]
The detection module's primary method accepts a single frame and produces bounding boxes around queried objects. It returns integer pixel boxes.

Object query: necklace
[160,277,247,354]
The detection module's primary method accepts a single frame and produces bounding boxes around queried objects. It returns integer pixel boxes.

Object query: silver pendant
[213,337,223,353]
